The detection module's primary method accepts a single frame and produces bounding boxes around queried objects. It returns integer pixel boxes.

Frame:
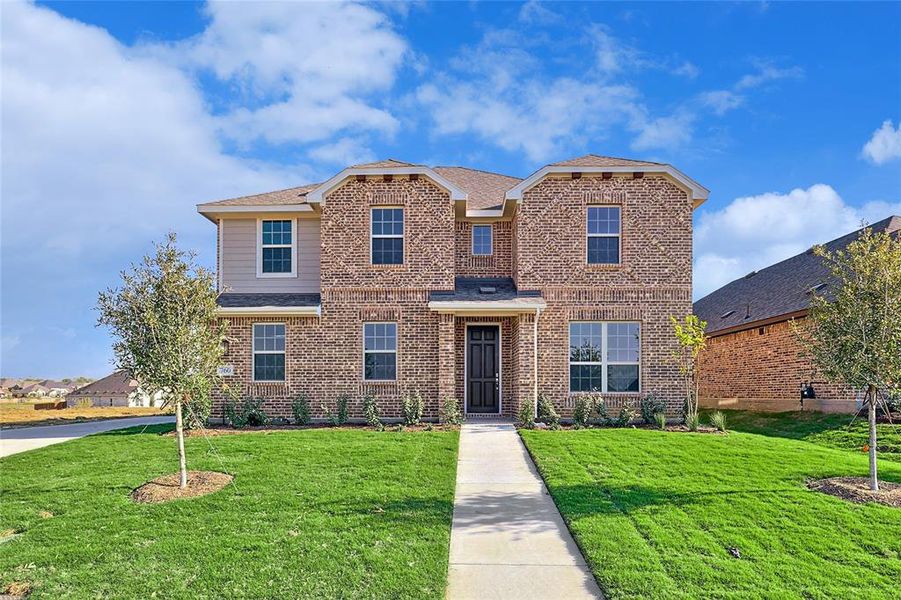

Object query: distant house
[0,378,20,397]
[66,372,165,408]
[694,216,900,413]
[40,380,77,397]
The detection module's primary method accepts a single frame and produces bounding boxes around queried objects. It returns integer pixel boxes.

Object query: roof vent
[807,282,827,294]
[720,310,735,319]
[744,303,752,319]
[479,286,497,295]
[744,271,757,279]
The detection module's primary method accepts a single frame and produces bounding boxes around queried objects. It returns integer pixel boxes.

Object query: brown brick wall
[455,220,513,278]
[319,177,455,290]
[699,318,861,413]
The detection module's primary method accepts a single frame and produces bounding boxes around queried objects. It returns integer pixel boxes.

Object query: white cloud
[735,60,803,90]
[146,1,408,147]
[699,90,744,115]
[694,184,901,298]
[672,61,700,79]
[308,138,376,166]
[518,0,563,24]
[861,119,901,165]
[630,112,695,152]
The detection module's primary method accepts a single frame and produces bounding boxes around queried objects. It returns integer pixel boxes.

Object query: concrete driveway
[0,416,175,457]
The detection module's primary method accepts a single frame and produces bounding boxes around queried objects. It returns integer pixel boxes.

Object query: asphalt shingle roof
[694,216,901,335]
[429,277,542,303]
[217,293,322,308]
[69,371,137,396]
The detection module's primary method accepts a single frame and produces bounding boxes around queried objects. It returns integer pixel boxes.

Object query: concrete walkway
[0,416,174,457]
[447,421,603,600]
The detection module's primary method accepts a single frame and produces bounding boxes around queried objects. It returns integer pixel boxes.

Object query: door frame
[463,322,503,415]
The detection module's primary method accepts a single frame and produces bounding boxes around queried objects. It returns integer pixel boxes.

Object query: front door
[467,325,500,413]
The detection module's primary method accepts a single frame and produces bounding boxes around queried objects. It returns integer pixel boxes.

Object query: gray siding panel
[221,218,320,293]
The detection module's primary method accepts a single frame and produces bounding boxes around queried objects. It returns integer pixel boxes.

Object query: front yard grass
[0,425,458,599]
[702,409,901,461]
[521,428,901,599]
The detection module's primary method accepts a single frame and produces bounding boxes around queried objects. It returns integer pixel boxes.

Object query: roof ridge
[432,165,521,180]
[201,183,319,206]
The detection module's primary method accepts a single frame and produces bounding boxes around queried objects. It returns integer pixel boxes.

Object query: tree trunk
[867,385,878,492]
[175,398,188,489]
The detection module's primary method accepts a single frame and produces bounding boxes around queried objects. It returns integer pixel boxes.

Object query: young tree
[671,315,708,430]
[796,226,901,491]
[97,233,224,488]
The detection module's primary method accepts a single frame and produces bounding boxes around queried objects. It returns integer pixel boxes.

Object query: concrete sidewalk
[0,416,175,457]
[446,421,603,600]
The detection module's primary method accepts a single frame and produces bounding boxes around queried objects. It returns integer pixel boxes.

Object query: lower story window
[253,323,285,381]
[569,322,640,393]
[364,322,397,381]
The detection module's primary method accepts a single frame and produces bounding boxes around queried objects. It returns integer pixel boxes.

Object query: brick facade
[211,169,698,421]
[698,318,861,413]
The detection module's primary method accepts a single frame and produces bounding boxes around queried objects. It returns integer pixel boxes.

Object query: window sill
[256,272,297,278]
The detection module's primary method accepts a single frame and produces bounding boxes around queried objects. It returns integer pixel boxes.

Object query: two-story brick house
[197,155,708,420]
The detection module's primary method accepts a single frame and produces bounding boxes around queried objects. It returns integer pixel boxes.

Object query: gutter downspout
[533,306,542,417]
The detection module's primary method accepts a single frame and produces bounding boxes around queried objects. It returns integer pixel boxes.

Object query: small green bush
[518,401,535,429]
[654,412,667,430]
[336,394,349,425]
[362,391,382,429]
[321,403,338,427]
[709,410,727,432]
[440,396,463,425]
[537,393,560,429]
[291,393,311,425]
[225,395,269,428]
[401,390,424,426]
[572,396,592,428]
[686,412,700,432]
[595,400,611,426]
[611,405,636,428]
[640,393,665,425]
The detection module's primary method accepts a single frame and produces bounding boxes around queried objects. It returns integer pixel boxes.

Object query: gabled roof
[550,154,665,168]
[68,371,138,396]
[350,159,420,169]
[694,216,901,335]
[506,154,709,204]
[432,166,521,211]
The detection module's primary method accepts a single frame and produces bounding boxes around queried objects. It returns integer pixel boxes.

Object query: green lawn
[703,409,901,461]
[0,425,458,599]
[521,428,901,599]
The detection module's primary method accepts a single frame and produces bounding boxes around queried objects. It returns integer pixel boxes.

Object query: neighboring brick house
[197,155,708,421]
[694,216,900,414]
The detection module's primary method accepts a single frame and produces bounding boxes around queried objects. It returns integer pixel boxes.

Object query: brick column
[517,313,536,414]
[438,313,456,406]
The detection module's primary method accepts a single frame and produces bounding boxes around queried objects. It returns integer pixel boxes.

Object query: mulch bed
[807,477,901,508]
[130,471,233,504]
[169,423,457,437]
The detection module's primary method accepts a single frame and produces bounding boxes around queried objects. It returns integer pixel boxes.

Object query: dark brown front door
[467,325,500,413]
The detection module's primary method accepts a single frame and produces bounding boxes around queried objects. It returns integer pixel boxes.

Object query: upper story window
[587,206,621,265]
[253,323,286,382]
[364,322,397,381]
[569,322,640,393]
[472,224,493,256]
[259,219,295,276]
[371,208,404,265]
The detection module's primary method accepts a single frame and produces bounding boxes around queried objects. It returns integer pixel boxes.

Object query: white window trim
[252,322,286,383]
[370,207,404,265]
[362,322,398,382]
[471,224,494,256]
[568,321,641,394]
[586,206,622,266]
[256,218,297,278]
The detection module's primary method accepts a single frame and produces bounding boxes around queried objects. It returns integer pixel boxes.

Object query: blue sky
[2,1,899,379]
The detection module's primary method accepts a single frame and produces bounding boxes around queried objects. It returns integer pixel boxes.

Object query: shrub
[709,410,727,432]
[611,405,636,428]
[225,395,269,428]
[537,393,560,429]
[440,396,463,425]
[640,393,665,425]
[595,400,611,426]
[291,393,311,426]
[336,394,350,426]
[572,396,592,428]
[321,404,339,427]
[518,401,535,429]
[401,390,424,426]
[362,391,382,429]
[654,412,667,430]
[686,412,700,432]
